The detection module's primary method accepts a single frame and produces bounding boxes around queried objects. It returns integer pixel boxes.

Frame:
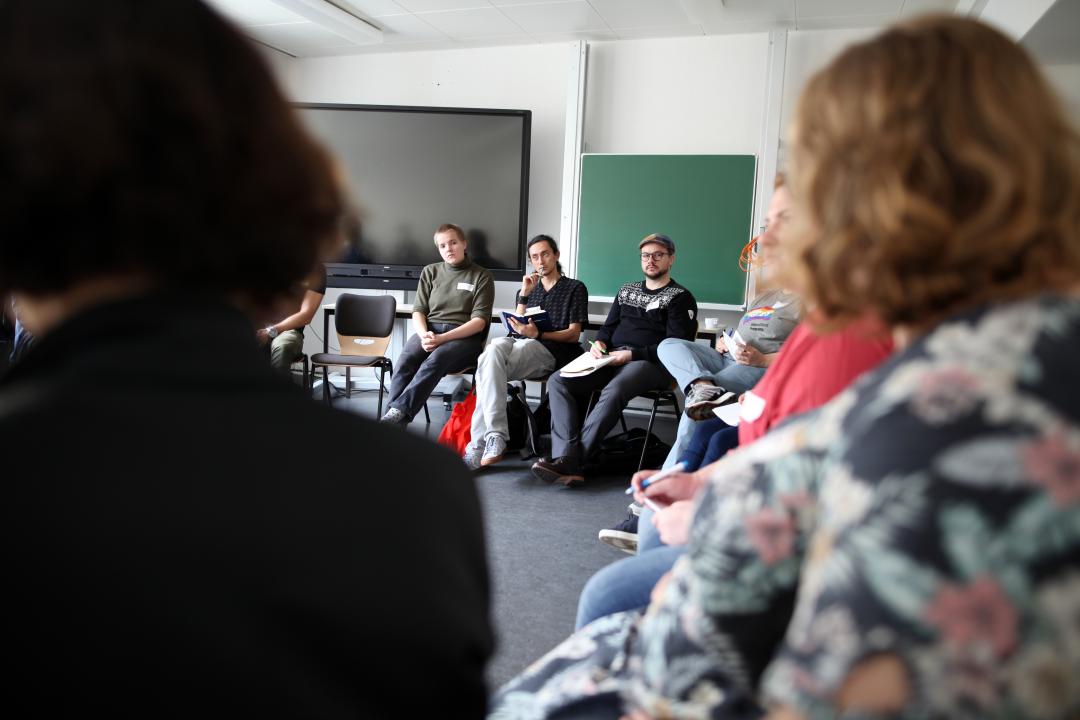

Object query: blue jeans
[575,543,685,630]
[682,420,740,472]
[575,424,741,629]
[657,338,764,469]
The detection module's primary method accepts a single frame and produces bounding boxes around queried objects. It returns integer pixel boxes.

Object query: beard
[644,266,667,279]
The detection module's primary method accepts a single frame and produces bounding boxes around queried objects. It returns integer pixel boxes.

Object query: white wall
[1044,64,1080,129]
[584,34,768,155]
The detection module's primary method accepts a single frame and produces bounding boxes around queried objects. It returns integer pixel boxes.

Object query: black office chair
[310,294,396,416]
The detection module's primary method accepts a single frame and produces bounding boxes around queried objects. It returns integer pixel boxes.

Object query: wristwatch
[266,326,279,339]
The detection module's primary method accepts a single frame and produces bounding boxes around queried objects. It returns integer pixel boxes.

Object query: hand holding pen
[520,271,540,298]
[588,339,608,359]
[629,461,704,509]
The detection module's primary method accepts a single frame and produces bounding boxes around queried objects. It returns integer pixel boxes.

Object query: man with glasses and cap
[532,233,697,486]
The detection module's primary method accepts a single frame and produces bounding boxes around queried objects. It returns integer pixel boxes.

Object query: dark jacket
[0,293,492,718]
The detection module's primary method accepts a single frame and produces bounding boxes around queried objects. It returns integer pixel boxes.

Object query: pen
[624,461,687,495]
[588,340,608,355]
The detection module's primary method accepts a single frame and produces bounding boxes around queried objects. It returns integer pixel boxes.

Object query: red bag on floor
[437,386,476,455]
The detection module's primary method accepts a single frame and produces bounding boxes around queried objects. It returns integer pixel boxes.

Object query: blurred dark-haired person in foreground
[0,1,491,716]
[488,15,1080,720]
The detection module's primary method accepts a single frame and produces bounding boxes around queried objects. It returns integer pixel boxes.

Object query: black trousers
[387,323,485,420]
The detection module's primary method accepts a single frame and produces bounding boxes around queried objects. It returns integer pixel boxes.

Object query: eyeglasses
[640,251,670,261]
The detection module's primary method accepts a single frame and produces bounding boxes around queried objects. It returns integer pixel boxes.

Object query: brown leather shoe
[530,456,585,486]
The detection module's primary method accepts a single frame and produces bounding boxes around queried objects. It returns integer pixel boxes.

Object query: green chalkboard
[576,154,756,308]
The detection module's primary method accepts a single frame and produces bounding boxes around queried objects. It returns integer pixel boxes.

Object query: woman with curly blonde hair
[489,14,1080,720]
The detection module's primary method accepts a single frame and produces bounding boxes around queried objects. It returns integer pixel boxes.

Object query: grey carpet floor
[322,386,676,691]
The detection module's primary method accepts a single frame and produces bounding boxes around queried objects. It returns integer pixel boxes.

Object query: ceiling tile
[612,23,705,39]
[588,0,692,28]
[330,0,410,18]
[419,6,527,37]
[898,0,959,18]
[489,0,573,5]
[795,0,900,19]
[530,28,617,43]
[376,12,449,40]
[204,0,305,26]
[302,38,462,54]
[703,19,791,35]
[395,0,493,12]
[797,13,895,30]
[498,1,608,34]
[681,0,794,24]
[247,20,366,55]
[457,34,541,47]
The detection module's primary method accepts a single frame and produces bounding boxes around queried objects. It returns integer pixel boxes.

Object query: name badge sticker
[646,300,661,311]
[739,390,767,423]
[457,282,476,292]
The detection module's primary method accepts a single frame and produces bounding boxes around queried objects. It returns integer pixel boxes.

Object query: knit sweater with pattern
[595,278,698,364]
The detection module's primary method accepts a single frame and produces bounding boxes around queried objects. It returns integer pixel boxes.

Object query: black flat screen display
[296,104,531,287]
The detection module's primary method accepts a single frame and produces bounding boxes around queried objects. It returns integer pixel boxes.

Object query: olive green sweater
[412,257,494,326]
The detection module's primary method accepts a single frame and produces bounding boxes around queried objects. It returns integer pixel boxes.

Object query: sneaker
[379,407,407,424]
[684,383,735,421]
[598,513,639,554]
[627,502,642,517]
[530,456,585,486]
[480,433,507,467]
[462,440,484,470]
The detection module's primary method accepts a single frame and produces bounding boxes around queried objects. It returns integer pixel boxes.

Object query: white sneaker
[379,407,406,424]
[480,433,507,467]
[463,441,484,470]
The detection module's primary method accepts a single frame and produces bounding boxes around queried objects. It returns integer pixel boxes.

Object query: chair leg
[638,396,662,472]
[346,367,351,399]
[302,355,309,392]
[377,365,385,418]
[322,366,331,406]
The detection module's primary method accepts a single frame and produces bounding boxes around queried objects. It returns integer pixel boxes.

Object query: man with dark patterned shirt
[465,234,588,468]
[532,234,698,485]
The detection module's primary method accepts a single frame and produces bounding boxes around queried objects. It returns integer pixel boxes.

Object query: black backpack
[590,427,671,474]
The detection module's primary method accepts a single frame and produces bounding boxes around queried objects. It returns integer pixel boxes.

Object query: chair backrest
[334,293,396,358]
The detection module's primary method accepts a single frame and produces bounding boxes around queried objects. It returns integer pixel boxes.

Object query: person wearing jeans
[465,235,588,469]
[381,223,494,424]
[656,285,800,469]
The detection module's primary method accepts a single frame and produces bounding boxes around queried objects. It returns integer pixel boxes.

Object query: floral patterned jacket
[490,295,1080,720]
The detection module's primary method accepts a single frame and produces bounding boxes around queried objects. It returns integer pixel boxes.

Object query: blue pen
[624,461,687,495]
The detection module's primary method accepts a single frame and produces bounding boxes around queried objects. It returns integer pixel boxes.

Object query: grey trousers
[547,359,672,464]
[387,323,486,421]
[470,337,555,446]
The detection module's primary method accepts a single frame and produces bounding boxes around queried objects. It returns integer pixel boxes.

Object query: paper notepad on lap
[712,403,742,426]
[722,330,747,355]
[559,351,617,377]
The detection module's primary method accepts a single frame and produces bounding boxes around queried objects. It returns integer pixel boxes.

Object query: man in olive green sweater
[381,223,494,423]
